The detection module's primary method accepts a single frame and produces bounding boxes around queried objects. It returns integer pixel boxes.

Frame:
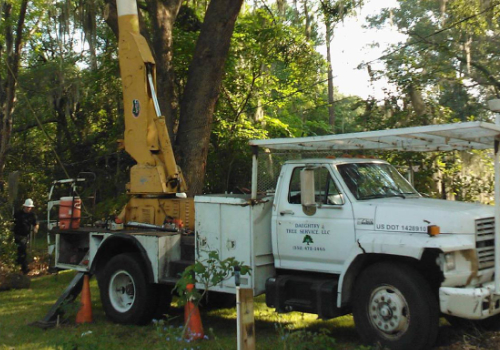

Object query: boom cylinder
[115,0,186,195]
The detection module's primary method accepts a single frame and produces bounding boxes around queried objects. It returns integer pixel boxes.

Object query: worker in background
[13,198,39,274]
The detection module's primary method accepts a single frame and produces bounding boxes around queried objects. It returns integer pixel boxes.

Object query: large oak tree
[105,0,244,196]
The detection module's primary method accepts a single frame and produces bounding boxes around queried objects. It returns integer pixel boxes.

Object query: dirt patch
[27,254,51,277]
[0,272,30,291]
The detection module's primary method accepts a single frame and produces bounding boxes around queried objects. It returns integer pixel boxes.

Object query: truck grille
[476,217,495,270]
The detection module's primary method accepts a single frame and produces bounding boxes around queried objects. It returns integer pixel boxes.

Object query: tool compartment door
[195,194,274,295]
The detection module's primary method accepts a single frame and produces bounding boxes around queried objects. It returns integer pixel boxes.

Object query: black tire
[99,253,158,325]
[352,262,439,350]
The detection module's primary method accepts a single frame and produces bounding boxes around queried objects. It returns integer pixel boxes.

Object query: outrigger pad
[29,272,85,329]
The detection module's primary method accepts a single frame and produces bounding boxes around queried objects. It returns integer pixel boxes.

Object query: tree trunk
[0,0,28,180]
[277,0,286,16]
[303,0,311,40]
[146,0,182,136]
[408,84,427,121]
[103,0,119,37]
[176,0,244,196]
[325,20,335,133]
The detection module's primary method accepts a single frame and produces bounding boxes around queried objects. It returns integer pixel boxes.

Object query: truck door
[275,165,355,273]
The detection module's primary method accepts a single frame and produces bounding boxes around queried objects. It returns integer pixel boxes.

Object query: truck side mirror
[300,168,316,207]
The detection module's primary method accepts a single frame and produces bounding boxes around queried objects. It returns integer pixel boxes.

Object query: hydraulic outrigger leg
[30,272,86,329]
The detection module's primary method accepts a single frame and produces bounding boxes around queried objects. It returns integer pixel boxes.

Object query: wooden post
[236,287,255,350]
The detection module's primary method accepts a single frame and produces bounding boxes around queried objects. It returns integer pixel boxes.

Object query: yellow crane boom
[116,0,193,229]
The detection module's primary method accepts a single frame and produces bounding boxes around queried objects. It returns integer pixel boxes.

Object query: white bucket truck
[195,121,500,350]
[43,1,500,347]
[51,121,500,350]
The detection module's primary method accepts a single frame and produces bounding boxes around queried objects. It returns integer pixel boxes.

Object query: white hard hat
[23,198,34,208]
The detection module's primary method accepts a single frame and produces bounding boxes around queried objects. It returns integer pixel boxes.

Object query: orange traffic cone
[184,284,204,340]
[76,274,93,324]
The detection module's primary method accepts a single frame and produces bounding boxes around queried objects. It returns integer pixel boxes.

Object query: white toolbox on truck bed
[195,194,275,295]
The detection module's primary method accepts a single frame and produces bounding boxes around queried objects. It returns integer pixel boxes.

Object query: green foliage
[0,189,16,273]
[93,193,129,221]
[1,0,494,216]
[226,8,329,138]
[202,6,356,193]
[277,327,337,349]
[321,0,364,23]
[273,315,378,350]
[174,250,251,306]
[366,0,498,122]
[3,0,128,219]
[0,217,16,273]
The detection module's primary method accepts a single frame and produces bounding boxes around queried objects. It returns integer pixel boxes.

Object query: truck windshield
[336,163,418,200]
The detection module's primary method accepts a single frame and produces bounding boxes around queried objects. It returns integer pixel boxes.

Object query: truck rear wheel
[352,262,439,350]
[99,253,157,325]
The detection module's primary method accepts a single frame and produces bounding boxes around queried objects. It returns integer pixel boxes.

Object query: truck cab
[264,157,499,350]
[273,158,493,280]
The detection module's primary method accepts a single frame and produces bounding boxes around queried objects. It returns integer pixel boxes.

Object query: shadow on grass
[2,272,476,350]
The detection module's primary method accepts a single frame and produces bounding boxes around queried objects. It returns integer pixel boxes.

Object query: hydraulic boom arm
[117,0,186,195]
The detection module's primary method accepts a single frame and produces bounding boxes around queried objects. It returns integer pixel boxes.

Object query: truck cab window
[288,166,343,205]
[288,167,302,204]
[337,162,418,200]
[316,167,343,205]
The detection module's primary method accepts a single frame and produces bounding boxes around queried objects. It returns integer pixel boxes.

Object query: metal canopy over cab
[249,121,500,294]
[249,121,500,152]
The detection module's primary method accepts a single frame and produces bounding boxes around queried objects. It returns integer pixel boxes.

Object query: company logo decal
[291,230,326,252]
[303,235,313,245]
[132,99,141,117]
[285,222,328,251]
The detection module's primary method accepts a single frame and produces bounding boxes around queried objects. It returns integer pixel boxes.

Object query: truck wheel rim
[368,285,409,339]
[109,270,136,313]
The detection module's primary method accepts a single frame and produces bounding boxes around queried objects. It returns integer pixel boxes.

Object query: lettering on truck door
[276,165,355,273]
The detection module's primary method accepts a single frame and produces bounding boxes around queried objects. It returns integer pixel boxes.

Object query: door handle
[280,210,295,216]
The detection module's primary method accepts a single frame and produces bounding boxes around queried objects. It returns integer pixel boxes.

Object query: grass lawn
[2,239,498,350]
[0,270,364,350]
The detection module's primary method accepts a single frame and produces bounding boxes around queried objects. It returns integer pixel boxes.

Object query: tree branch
[13,118,58,133]
[411,33,500,93]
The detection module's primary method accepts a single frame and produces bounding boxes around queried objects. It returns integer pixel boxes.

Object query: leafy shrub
[174,250,251,306]
[0,196,16,273]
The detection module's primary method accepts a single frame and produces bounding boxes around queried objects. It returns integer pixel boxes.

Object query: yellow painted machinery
[116,0,193,229]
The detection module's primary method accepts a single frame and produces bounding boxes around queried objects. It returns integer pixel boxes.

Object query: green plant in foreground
[174,250,251,306]
[170,250,250,343]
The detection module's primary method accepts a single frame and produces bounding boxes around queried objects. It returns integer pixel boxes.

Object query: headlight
[444,252,456,271]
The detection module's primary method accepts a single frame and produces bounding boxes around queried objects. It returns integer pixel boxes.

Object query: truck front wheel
[99,253,157,325]
[352,263,439,350]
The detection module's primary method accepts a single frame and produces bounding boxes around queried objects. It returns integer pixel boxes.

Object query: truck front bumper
[440,282,500,319]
